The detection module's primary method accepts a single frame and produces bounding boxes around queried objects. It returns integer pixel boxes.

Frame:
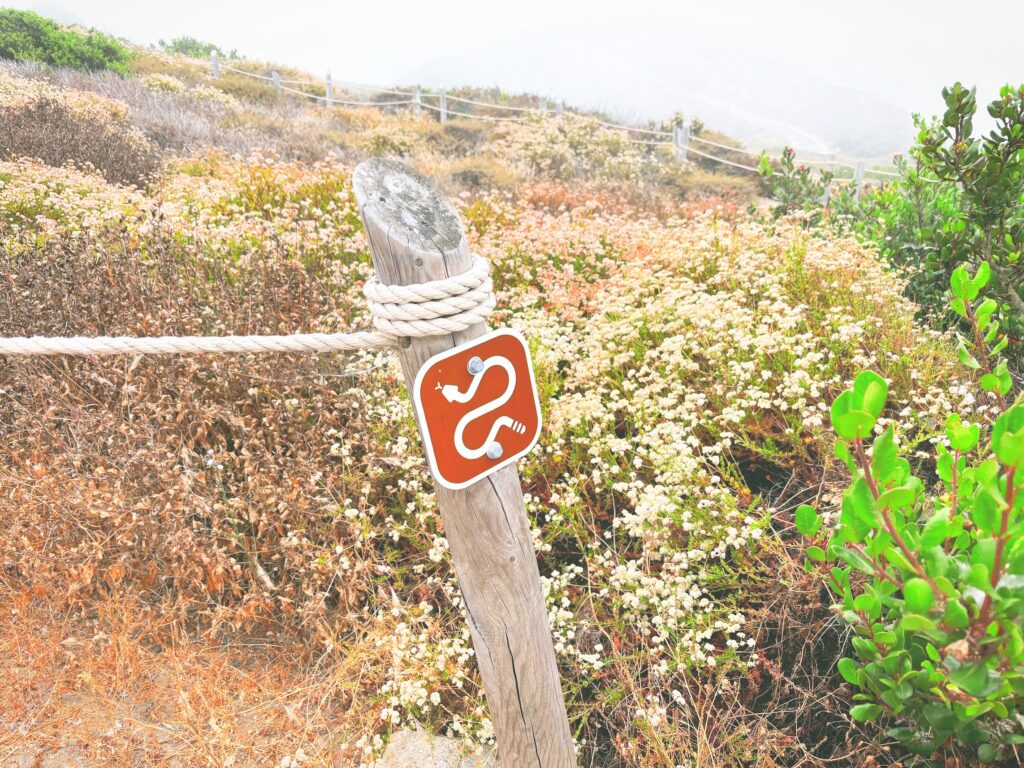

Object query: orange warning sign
[413,328,542,490]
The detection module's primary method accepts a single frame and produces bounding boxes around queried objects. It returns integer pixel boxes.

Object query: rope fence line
[209,59,920,188]
[420,102,525,123]
[444,93,554,113]
[683,144,761,173]
[0,255,495,357]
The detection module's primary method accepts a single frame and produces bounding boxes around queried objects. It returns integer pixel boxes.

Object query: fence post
[854,160,866,201]
[821,153,836,208]
[556,100,564,116]
[210,51,220,78]
[272,70,281,99]
[439,89,448,123]
[352,158,575,768]
[674,123,690,161]
[413,87,422,117]
[325,71,333,105]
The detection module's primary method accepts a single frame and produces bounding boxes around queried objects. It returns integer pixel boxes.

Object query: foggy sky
[8,1,1023,155]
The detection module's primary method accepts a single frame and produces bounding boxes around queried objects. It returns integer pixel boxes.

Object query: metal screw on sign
[467,355,484,375]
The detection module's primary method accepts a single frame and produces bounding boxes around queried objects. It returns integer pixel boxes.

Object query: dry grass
[0,591,399,767]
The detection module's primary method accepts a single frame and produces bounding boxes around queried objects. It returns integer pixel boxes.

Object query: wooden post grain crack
[353,158,575,767]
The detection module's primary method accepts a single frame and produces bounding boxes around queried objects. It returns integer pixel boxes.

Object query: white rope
[689,134,760,157]
[216,64,899,174]
[0,255,495,357]
[685,144,762,173]
[277,83,414,107]
[420,102,525,123]
[444,94,555,113]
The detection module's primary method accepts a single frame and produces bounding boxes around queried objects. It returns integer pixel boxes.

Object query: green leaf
[832,409,877,441]
[806,545,826,562]
[850,703,883,722]
[978,744,999,764]
[899,613,937,631]
[958,341,981,370]
[837,657,859,685]
[921,511,952,548]
[973,480,1006,535]
[842,479,881,533]
[871,427,899,483]
[946,414,980,453]
[795,504,822,537]
[946,661,997,697]
[836,546,875,575]
[972,261,991,292]
[980,373,1001,393]
[904,578,935,614]
[943,599,969,629]
[950,265,970,299]
[992,405,1024,467]
[923,702,955,730]
[877,485,919,511]
[853,371,888,419]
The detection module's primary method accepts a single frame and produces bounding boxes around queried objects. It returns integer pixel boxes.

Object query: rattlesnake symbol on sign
[413,328,542,489]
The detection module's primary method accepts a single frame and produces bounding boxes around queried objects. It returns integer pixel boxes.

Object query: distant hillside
[404,22,911,160]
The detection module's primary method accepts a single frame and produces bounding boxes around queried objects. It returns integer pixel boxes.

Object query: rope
[221,64,274,82]
[278,83,414,106]
[689,134,760,157]
[685,144,761,173]
[420,102,525,123]
[362,254,495,336]
[444,93,554,113]
[215,63,900,174]
[0,256,495,357]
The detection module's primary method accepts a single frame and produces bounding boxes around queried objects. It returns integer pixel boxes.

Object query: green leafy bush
[0,9,132,74]
[831,156,963,319]
[158,36,239,60]
[799,263,1023,763]
[761,84,1024,362]
[913,84,1024,343]
[758,146,832,222]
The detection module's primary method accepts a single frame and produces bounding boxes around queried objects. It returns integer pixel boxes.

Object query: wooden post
[211,51,220,78]
[352,158,575,768]
[325,71,333,105]
[439,89,448,123]
[854,160,866,201]
[413,87,422,117]
[674,123,689,161]
[272,70,282,99]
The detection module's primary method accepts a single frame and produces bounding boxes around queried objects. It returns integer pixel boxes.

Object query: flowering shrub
[0,148,985,764]
[0,70,158,186]
[798,263,1023,763]
[141,72,186,93]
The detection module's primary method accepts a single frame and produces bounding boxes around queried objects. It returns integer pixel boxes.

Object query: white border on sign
[412,327,543,490]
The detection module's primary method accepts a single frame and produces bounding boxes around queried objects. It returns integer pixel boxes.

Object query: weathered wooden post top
[352,158,575,767]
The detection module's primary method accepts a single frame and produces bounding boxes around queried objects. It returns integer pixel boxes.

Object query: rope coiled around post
[0,254,494,356]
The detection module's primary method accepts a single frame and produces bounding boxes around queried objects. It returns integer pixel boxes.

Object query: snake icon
[436,356,527,460]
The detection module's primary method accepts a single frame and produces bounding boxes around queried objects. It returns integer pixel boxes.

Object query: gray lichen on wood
[353,158,463,251]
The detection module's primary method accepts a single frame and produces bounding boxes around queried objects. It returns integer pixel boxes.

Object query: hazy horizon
[7,0,1023,157]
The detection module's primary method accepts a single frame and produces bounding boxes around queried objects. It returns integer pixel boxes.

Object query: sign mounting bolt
[467,356,485,375]
[486,442,504,460]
